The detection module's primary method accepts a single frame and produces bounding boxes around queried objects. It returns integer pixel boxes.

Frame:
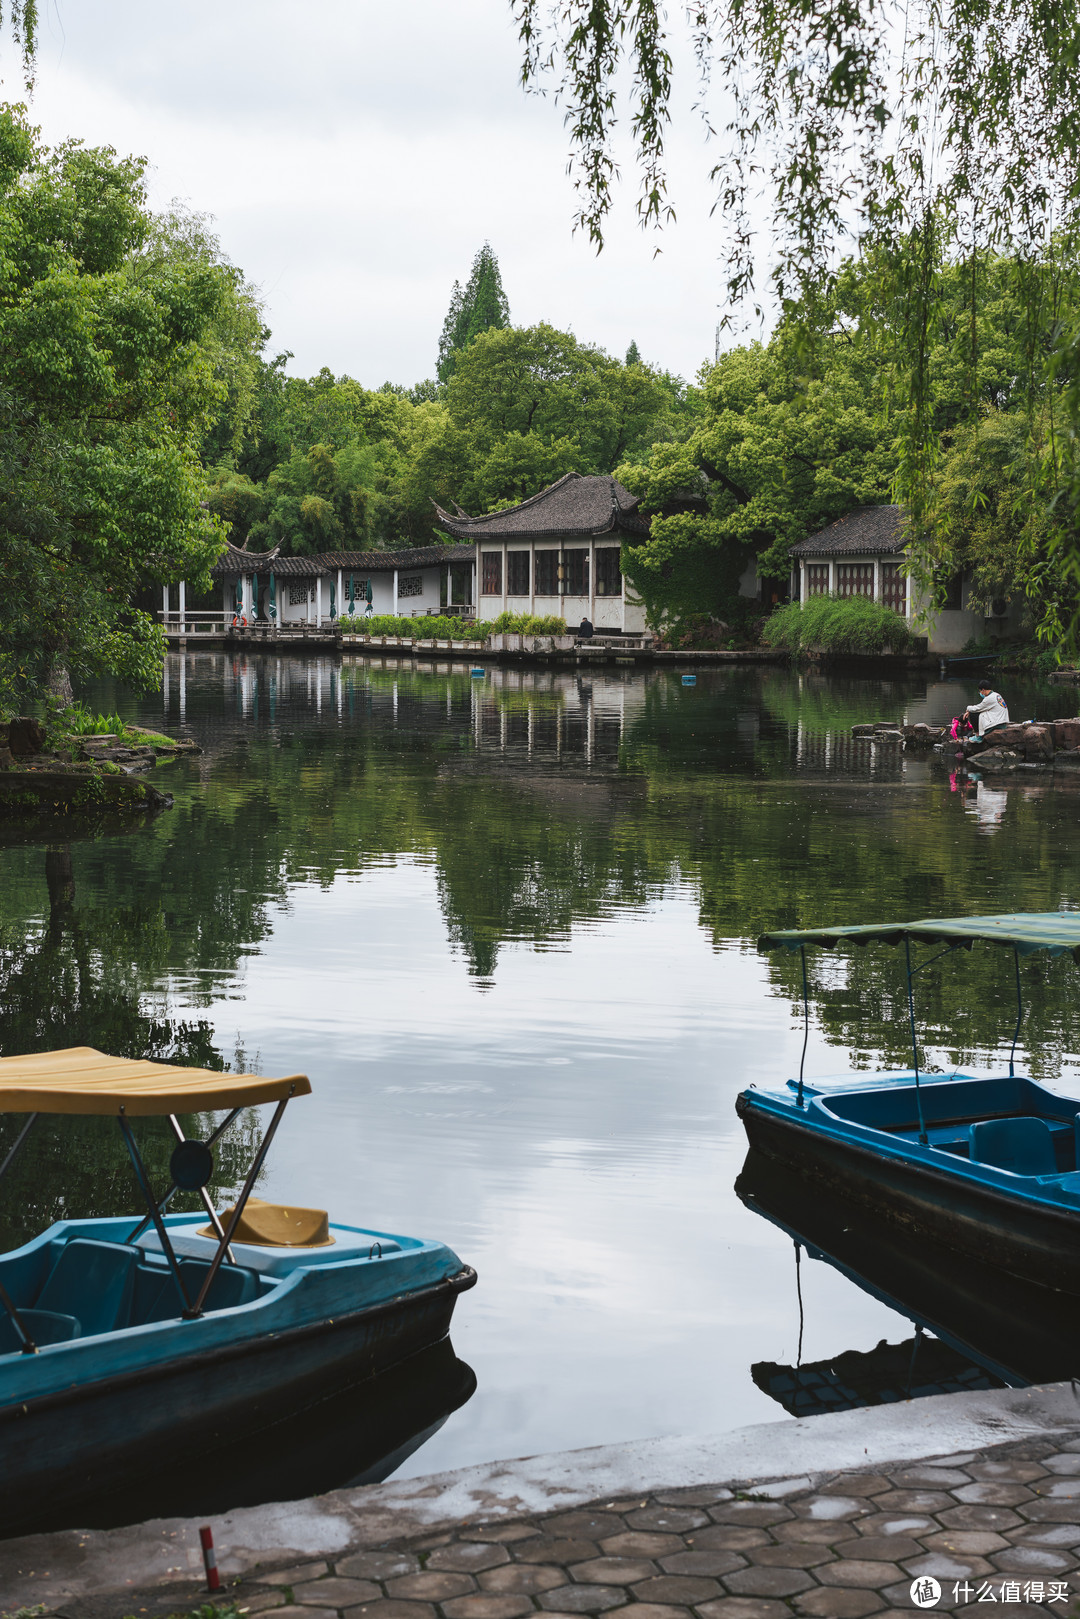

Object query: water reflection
[738,1150,1080,1406]
[2,652,1079,1484]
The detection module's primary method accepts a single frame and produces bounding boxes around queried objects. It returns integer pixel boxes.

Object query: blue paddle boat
[738,912,1080,1296]
[0,1047,476,1534]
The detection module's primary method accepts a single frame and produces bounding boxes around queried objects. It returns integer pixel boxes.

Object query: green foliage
[337,611,568,641]
[762,595,918,656]
[64,703,125,736]
[0,105,263,715]
[437,243,510,384]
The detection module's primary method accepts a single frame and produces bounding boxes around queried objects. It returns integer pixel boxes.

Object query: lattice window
[288,582,314,606]
[595,548,622,597]
[563,549,588,595]
[481,552,503,595]
[880,563,907,615]
[507,551,530,594]
[399,573,424,598]
[534,550,559,595]
[836,563,875,598]
[806,564,830,596]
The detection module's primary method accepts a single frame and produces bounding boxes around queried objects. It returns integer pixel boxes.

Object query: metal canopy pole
[187,1090,294,1319]
[117,1112,191,1313]
[167,1114,235,1265]
[1008,948,1023,1078]
[124,1106,243,1247]
[796,946,810,1109]
[0,1113,42,1353]
[904,936,930,1145]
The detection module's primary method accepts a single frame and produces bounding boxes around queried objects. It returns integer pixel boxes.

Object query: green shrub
[762,594,917,655]
[65,702,126,736]
[336,611,567,641]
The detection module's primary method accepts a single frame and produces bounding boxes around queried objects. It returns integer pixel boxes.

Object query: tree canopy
[436,243,511,385]
[0,105,263,712]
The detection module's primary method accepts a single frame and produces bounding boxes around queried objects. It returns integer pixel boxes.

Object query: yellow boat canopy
[0,1047,311,1116]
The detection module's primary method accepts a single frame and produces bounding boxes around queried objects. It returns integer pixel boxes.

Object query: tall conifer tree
[437,244,510,383]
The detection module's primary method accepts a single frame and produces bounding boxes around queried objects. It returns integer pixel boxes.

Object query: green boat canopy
[759,912,1080,962]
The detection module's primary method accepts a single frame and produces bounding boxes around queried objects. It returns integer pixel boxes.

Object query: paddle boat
[737,912,1080,1296]
[0,1047,476,1534]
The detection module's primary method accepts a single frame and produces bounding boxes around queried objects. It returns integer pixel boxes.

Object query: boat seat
[137,1256,260,1324]
[35,1238,137,1337]
[968,1116,1057,1176]
[0,1307,80,1355]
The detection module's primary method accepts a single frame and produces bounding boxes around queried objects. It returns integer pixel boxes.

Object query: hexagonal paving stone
[722,1565,818,1597]
[938,1504,1024,1531]
[697,1600,793,1619]
[831,1537,923,1563]
[692,1525,772,1551]
[952,1481,1034,1506]
[770,1520,843,1545]
[1019,1499,1080,1523]
[967,1460,1048,1484]
[620,1606,691,1619]
[793,1589,885,1618]
[441,1597,536,1619]
[825,1559,903,1589]
[901,1552,993,1581]
[862,1490,953,1515]
[264,1608,336,1619]
[339,1554,422,1581]
[427,1543,512,1573]
[479,1564,568,1595]
[708,1502,794,1528]
[342,1604,436,1619]
[537,1584,628,1611]
[385,1573,477,1601]
[293,1579,382,1607]
[1040,1453,1080,1475]
[792,1496,868,1523]
[920,1531,1009,1555]
[241,1595,287,1613]
[890,1465,972,1488]
[990,1544,1075,1573]
[658,1550,747,1577]
[460,1523,540,1543]
[600,1533,683,1558]
[625,1505,710,1533]
[263,1564,330,1586]
[816,1475,893,1498]
[569,1557,657,1585]
[630,1575,723,1604]
[542,1512,627,1540]
[1008,1522,1080,1546]
[515,1538,600,1565]
[851,1515,936,1540]
[748,1543,836,1569]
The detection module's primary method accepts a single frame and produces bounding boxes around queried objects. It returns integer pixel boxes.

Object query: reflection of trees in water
[0,843,261,1249]
[65,655,1080,1073]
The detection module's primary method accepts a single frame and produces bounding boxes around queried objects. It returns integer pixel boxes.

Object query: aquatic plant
[762,595,918,656]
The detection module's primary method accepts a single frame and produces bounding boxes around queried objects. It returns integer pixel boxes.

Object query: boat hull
[0,1265,475,1537]
[738,1092,1080,1296]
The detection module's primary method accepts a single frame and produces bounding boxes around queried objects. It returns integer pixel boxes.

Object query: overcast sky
[17,1,749,388]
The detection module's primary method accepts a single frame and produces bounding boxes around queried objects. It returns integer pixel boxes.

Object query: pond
[2,653,1080,1508]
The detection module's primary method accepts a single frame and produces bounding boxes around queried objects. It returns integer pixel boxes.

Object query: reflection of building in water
[794,724,906,780]
[468,666,647,771]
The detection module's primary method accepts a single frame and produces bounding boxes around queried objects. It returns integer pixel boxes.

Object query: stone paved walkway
[39,1433,1080,1619]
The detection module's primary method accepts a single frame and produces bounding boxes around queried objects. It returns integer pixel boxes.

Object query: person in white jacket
[966,681,1009,735]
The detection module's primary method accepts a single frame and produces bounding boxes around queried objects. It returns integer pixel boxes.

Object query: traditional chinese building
[790,504,1024,654]
[433,472,649,634]
[162,542,476,629]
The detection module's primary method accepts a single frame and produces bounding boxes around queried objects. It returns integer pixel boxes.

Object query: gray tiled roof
[211,543,474,577]
[790,504,906,558]
[433,473,649,541]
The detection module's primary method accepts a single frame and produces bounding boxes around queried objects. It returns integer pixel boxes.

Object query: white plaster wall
[279,580,315,622]
[394,566,444,616]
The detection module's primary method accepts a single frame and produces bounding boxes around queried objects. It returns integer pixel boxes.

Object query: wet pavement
[42,1430,1080,1619]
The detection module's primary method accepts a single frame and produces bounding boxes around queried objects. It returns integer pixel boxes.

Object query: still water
[3,653,1080,1488]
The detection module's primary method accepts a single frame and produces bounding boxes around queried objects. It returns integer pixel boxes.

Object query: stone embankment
[852,718,1080,775]
[0,717,198,818]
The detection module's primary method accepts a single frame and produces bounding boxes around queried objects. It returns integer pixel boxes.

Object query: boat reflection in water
[20,1337,475,1536]
[737,1150,1080,1419]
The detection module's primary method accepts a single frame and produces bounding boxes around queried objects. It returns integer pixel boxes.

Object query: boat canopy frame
[0,1048,311,1354]
[758,912,1076,1131]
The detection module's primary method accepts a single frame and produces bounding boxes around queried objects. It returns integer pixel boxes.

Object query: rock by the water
[975,749,1020,771]
[6,716,46,756]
